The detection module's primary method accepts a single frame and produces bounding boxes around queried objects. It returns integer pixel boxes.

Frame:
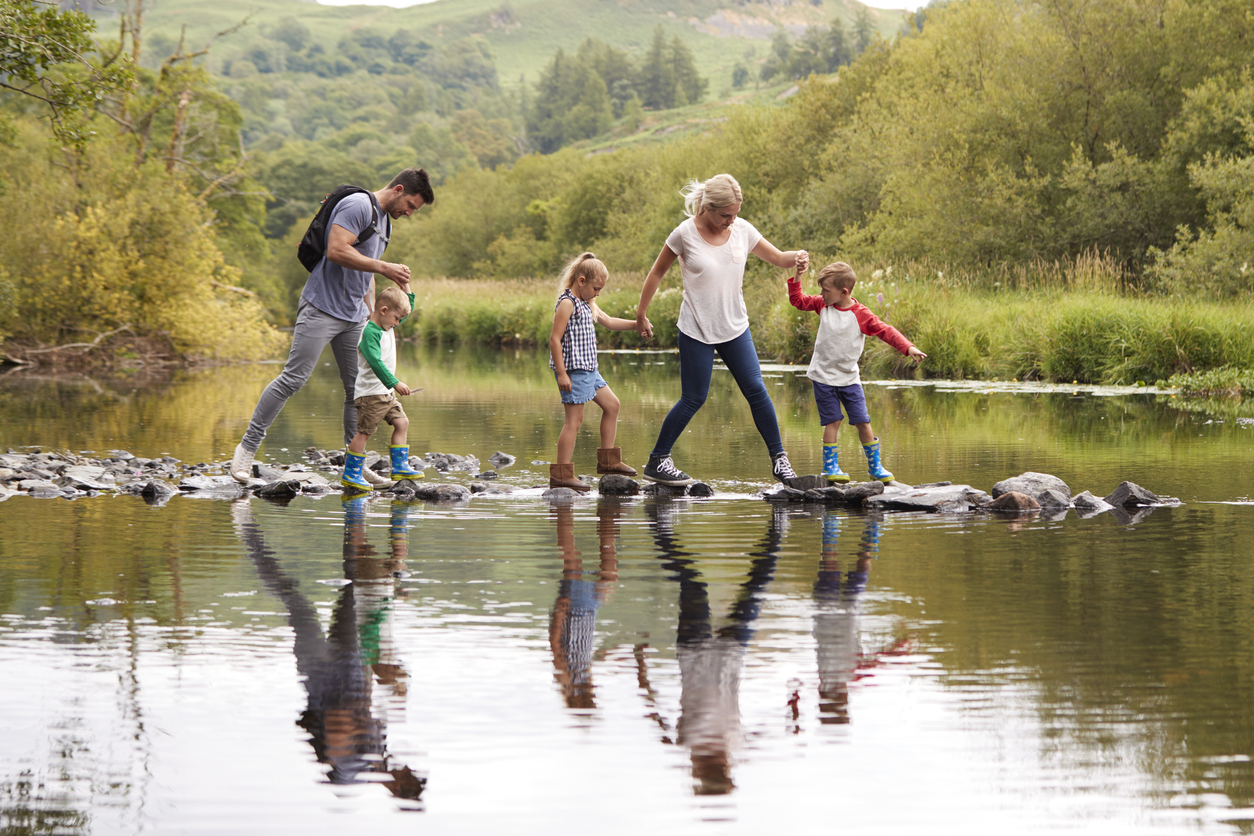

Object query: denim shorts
[813,381,871,426]
[557,368,608,405]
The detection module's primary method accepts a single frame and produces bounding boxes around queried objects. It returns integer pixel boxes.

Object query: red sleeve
[787,279,826,313]
[851,301,915,355]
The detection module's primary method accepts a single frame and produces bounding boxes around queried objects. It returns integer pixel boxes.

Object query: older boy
[341,286,424,492]
[787,262,926,483]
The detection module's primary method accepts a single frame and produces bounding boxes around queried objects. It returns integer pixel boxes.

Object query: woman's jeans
[650,327,783,459]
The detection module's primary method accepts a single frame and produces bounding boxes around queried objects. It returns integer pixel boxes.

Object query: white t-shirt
[665,217,763,344]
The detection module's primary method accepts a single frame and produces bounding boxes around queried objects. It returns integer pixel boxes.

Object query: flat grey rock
[488,451,516,468]
[866,483,992,512]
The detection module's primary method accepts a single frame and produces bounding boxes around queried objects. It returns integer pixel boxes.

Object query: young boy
[787,262,926,483]
[341,285,424,492]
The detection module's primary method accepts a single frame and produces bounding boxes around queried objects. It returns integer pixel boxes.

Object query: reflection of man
[230,169,434,487]
[231,497,424,803]
[813,512,879,725]
[548,500,623,709]
[646,501,783,796]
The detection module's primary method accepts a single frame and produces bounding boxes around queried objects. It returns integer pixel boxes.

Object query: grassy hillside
[97,0,907,95]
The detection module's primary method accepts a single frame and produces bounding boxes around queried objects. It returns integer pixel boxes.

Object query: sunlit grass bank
[404,274,1254,387]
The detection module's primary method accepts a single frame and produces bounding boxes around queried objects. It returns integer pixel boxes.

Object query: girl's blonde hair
[681,173,743,218]
[557,251,609,314]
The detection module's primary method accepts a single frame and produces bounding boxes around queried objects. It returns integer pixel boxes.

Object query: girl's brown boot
[549,463,591,492]
[596,447,637,476]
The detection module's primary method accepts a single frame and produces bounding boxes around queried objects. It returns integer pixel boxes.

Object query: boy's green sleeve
[402,291,416,323]
[359,321,400,390]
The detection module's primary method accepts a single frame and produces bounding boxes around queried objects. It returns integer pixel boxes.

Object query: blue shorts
[813,381,871,426]
[557,368,608,405]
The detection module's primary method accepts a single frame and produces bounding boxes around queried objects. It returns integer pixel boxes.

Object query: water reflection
[231,497,425,806]
[644,501,784,796]
[548,500,623,709]
[813,511,901,726]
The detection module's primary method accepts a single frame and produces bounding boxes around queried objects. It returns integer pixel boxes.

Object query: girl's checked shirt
[550,289,598,372]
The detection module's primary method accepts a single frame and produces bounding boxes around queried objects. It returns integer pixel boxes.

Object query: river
[2,344,1252,834]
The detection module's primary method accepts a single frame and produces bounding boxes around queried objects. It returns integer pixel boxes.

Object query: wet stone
[488,451,516,469]
[1037,489,1071,510]
[989,491,1041,512]
[475,471,499,480]
[543,487,582,500]
[598,474,639,496]
[992,472,1071,502]
[1072,490,1113,514]
[802,480,886,506]
[785,474,831,492]
[866,483,993,512]
[1103,481,1160,508]
[688,482,715,497]
[256,479,301,499]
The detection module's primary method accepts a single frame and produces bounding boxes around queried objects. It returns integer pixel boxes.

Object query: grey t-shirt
[301,192,389,322]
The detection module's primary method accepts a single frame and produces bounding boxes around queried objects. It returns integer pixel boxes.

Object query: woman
[636,173,809,486]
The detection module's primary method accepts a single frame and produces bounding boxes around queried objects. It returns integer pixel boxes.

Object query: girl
[548,252,640,492]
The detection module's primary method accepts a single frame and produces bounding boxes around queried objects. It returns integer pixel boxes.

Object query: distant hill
[89,0,908,95]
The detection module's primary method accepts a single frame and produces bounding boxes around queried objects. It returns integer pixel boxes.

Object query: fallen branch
[21,324,135,355]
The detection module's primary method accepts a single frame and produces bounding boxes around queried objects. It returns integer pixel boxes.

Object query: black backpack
[296,185,390,272]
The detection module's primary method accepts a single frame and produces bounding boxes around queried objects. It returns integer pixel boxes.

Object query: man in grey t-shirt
[229,168,435,484]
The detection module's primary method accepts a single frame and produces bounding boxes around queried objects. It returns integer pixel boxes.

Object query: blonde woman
[635,174,809,486]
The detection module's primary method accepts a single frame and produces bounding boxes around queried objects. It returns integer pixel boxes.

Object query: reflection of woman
[635,173,810,486]
[645,500,783,795]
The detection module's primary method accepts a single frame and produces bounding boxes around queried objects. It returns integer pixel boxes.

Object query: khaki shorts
[354,393,405,437]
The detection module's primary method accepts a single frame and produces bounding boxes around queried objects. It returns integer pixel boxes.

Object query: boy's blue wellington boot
[389,445,424,480]
[862,439,894,484]
[341,449,373,493]
[822,444,850,483]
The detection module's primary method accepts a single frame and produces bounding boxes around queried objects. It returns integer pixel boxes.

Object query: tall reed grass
[404,260,1254,386]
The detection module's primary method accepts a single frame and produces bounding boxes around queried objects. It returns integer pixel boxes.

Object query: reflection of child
[342,286,425,492]
[788,262,926,483]
[547,252,640,492]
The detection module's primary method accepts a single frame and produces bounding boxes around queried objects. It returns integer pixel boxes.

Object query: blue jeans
[650,327,783,459]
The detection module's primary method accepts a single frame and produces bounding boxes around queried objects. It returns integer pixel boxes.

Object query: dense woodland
[0,0,1250,370]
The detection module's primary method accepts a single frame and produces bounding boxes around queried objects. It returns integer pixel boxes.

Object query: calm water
[2,345,1253,835]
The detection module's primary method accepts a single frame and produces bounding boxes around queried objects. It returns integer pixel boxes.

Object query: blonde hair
[557,251,609,315]
[817,262,857,292]
[681,173,743,218]
[377,285,412,316]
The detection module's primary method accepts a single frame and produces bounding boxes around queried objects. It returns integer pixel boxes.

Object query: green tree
[0,0,130,146]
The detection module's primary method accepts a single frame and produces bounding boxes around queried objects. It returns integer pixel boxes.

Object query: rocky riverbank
[0,448,1178,524]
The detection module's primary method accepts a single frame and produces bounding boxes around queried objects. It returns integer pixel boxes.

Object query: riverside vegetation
[0,0,1250,397]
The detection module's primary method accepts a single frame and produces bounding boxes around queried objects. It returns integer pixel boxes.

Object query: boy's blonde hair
[681,173,742,218]
[817,262,857,292]
[557,251,609,313]
[377,286,412,317]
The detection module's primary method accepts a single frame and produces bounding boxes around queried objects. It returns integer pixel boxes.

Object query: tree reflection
[231,497,425,806]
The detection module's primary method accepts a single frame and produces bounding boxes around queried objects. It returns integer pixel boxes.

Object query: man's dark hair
[388,168,434,205]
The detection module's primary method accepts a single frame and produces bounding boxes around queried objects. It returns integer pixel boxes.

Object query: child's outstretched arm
[854,304,925,361]
[549,297,576,392]
[594,308,639,332]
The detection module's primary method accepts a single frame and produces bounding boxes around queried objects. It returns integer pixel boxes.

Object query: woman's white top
[665,216,763,345]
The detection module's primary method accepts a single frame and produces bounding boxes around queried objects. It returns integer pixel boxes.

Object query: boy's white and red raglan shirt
[787,278,915,387]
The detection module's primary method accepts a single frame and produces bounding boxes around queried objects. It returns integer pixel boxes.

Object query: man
[230,168,434,485]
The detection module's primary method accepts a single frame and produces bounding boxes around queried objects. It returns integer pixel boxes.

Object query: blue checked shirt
[550,289,599,371]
